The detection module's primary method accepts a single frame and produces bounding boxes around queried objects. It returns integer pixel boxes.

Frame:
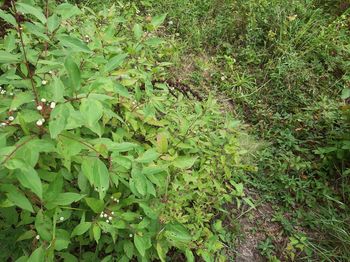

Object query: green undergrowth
[0,1,251,261]
[116,0,350,261]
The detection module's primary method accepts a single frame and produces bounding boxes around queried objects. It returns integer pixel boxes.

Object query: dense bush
[0,1,249,261]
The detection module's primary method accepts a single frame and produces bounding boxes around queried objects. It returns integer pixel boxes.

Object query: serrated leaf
[0,9,17,26]
[17,3,46,24]
[0,50,20,64]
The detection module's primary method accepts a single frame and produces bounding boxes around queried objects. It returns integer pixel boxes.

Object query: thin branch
[1,136,36,165]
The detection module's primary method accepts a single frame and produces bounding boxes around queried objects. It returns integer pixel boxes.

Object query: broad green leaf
[15,167,42,199]
[341,88,350,100]
[151,14,167,28]
[115,84,131,98]
[80,98,103,126]
[4,31,16,52]
[85,198,104,213]
[173,156,198,169]
[109,142,138,152]
[47,14,61,33]
[35,210,52,241]
[131,167,148,196]
[139,203,158,219]
[17,3,46,24]
[134,235,152,257]
[27,246,45,262]
[17,230,36,241]
[0,10,17,26]
[71,222,91,237]
[82,158,109,199]
[104,53,128,73]
[0,50,20,64]
[49,103,70,138]
[65,56,81,91]
[133,23,143,40]
[50,77,65,102]
[136,149,159,163]
[185,249,195,262]
[124,241,134,259]
[156,133,168,153]
[59,35,91,53]
[164,223,192,248]
[55,229,71,251]
[50,193,84,206]
[7,190,33,213]
[56,3,82,19]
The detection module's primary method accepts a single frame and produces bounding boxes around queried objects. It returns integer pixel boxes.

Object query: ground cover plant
[0,1,250,261]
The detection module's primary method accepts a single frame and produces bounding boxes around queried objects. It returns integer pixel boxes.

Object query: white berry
[41,98,47,103]
[59,216,64,221]
[35,235,40,240]
[8,116,14,121]
[37,105,43,111]
[36,119,43,126]
[50,102,56,109]
[42,80,47,85]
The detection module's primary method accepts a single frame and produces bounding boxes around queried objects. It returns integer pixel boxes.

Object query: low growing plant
[0,1,248,261]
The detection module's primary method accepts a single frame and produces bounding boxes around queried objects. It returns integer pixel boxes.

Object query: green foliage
[0,1,248,261]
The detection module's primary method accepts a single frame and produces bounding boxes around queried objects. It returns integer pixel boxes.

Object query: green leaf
[115,84,131,98]
[35,210,52,241]
[134,235,152,257]
[131,165,148,196]
[55,229,71,251]
[85,198,104,213]
[104,53,128,73]
[71,222,91,237]
[27,246,45,262]
[65,56,81,91]
[109,142,138,152]
[49,103,70,139]
[82,158,109,199]
[0,9,17,26]
[139,203,158,219]
[123,241,134,259]
[15,166,42,199]
[0,50,20,64]
[56,3,82,20]
[136,149,159,163]
[50,193,84,206]
[51,77,65,102]
[151,14,167,28]
[17,3,46,24]
[164,223,192,248]
[133,23,143,40]
[17,230,36,242]
[47,14,61,33]
[93,224,101,243]
[80,98,103,127]
[156,133,168,153]
[59,35,91,53]
[173,156,198,169]
[7,190,34,213]
[341,88,350,100]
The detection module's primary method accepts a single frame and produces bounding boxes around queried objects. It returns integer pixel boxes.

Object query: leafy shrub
[0,1,248,261]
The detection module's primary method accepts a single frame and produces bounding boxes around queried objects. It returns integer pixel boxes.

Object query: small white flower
[41,98,47,103]
[59,216,64,221]
[109,216,112,220]
[136,10,140,14]
[168,21,173,25]
[9,92,14,96]
[1,123,7,127]
[49,70,53,74]
[1,90,6,95]
[100,213,104,218]
[37,105,43,111]
[41,80,47,85]
[139,216,143,220]
[129,234,133,238]
[111,211,114,215]
[104,214,108,218]
[11,108,17,111]
[85,34,89,38]
[221,76,226,81]
[50,102,56,109]
[41,118,45,123]
[19,27,23,31]
[8,116,14,121]
[36,119,43,126]
[35,235,40,240]
[116,199,120,203]
[106,219,110,223]
[175,33,180,36]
